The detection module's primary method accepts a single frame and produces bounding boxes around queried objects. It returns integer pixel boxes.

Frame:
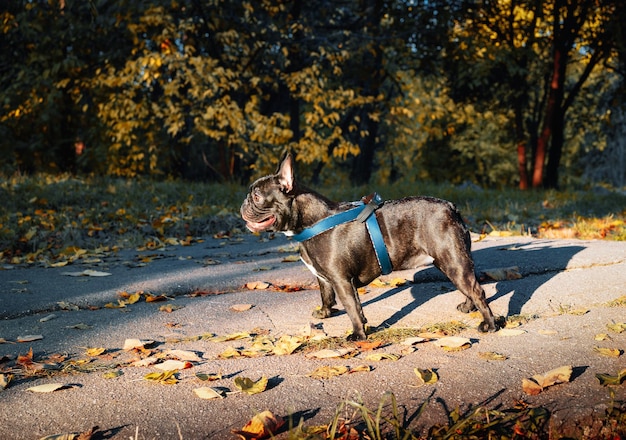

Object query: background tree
[1,0,623,189]
[443,0,620,189]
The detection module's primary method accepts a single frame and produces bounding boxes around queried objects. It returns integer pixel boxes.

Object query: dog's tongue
[245,216,276,232]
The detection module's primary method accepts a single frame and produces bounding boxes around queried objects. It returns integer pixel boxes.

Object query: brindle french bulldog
[240,154,498,340]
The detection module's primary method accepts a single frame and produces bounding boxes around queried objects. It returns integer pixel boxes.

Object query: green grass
[284,391,626,439]
[1,174,625,264]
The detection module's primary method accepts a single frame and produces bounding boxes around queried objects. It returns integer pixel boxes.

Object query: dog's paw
[477,320,498,333]
[347,331,367,341]
[312,308,334,319]
[457,300,477,314]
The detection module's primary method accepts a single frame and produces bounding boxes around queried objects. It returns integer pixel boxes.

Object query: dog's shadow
[362,240,586,327]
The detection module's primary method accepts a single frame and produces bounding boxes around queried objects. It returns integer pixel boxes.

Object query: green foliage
[0,0,624,187]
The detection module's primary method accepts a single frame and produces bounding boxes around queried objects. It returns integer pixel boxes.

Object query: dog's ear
[277,153,295,193]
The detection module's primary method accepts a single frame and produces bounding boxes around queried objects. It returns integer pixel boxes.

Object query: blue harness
[292,193,393,275]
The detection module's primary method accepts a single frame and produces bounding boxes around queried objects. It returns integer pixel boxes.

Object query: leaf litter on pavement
[1,294,625,439]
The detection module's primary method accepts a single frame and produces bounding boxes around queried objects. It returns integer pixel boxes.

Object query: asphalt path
[1,233,625,439]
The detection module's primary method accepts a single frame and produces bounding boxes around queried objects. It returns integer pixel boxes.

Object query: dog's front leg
[312,278,336,319]
[332,278,368,341]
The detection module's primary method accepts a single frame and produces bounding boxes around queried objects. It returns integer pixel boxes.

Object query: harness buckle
[356,192,382,223]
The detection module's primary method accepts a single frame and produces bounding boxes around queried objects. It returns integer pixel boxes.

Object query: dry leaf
[39,314,57,322]
[369,278,387,287]
[27,383,66,393]
[231,304,254,312]
[123,339,154,350]
[349,365,371,374]
[365,353,400,361]
[143,370,178,385]
[596,369,626,386]
[593,347,622,358]
[155,360,193,370]
[401,337,427,346]
[218,347,242,359]
[306,348,356,359]
[165,349,202,362]
[432,336,471,351]
[479,351,508,361]
[126,292,142,304]
[131,357,158,367]
[62,270,111,277]
[234,376,268,395]
[355,340,383,351]
[607,322,626,333]
[212,331,251,342]
[103,370,123,379]
[307,365,349,379]
[595,333,610,341]
[272,335,302,356]
[193,387,225,400]
[232,410,285,440]
[159,304,183,313]
[40,433,77,440]
[567,308,589,316]
[145,294,168,302]
[104,300,126,309]
[522,365,572,395]
[414,368,438,386]
[17,334,43,342]
[281,255,300,262]
[245,281,271,290]
[0,373,13,390]
[196,372,222,382]
[57,301,79,311]
[85,347,106,357]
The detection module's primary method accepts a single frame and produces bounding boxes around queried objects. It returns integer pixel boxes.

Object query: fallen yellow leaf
[234,376,268,395]
[143,370,178,385]
[593,347,622,358]
[85,347,106,357]
[306,348,356,359]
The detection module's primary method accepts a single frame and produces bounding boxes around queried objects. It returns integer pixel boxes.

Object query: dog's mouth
[243,214,276,233]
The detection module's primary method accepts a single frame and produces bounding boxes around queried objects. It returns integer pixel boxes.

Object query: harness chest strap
[292,193,393,275]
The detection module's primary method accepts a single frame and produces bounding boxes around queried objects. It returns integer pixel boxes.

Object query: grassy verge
[287,391,626,439]
[1,174,624,264]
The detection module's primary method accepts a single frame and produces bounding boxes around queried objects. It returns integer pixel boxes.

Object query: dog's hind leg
[433,251,497,332]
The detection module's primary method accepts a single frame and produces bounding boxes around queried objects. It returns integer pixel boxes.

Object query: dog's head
[240,154,296,233]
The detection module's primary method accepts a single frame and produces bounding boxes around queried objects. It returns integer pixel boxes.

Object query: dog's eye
[252,190,262,203]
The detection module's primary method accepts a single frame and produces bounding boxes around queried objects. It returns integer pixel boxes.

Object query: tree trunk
[533,15,568,188]
[545,108,565,188]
